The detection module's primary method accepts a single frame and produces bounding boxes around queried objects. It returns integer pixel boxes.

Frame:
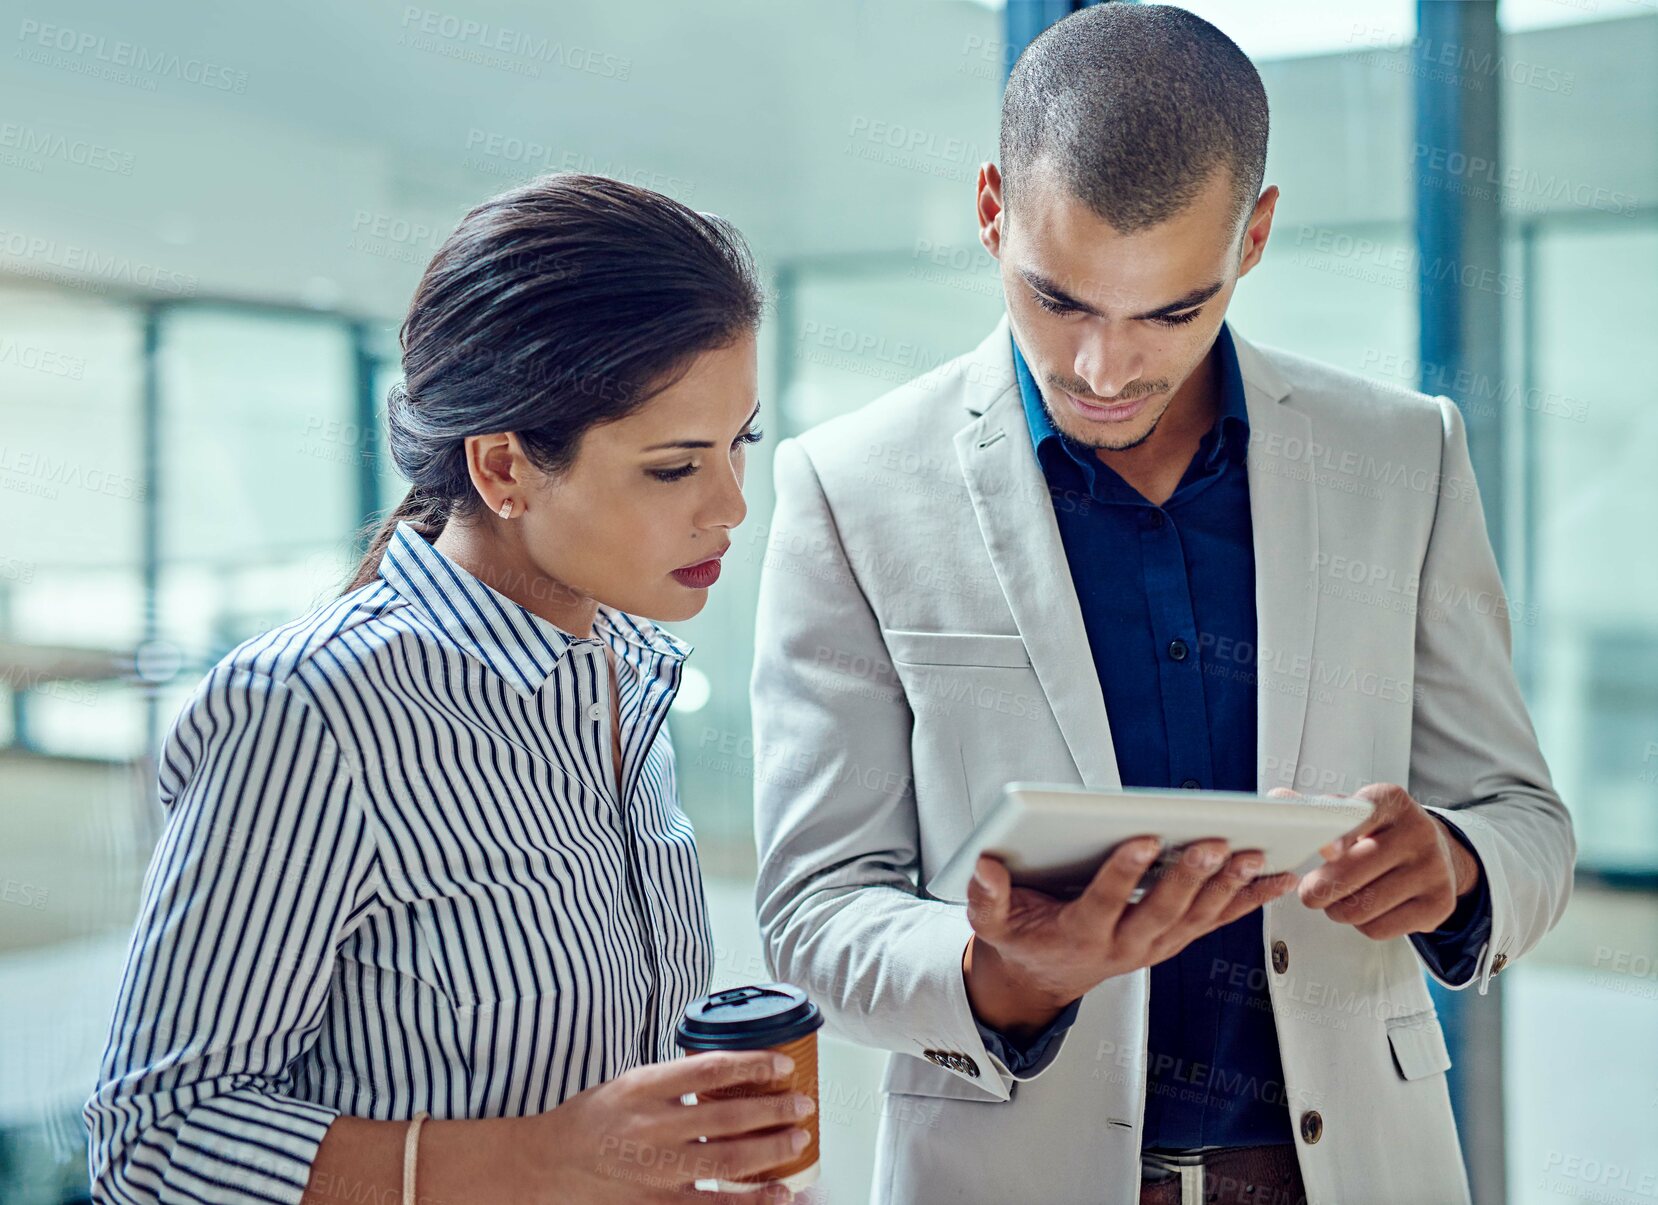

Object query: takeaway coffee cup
[676,982,824,1194]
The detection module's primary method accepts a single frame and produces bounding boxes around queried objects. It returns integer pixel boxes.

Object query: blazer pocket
[882,628,1033,669]
[1384,1007,1453,1080]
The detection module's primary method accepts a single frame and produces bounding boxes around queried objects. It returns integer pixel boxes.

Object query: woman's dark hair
[340,172,765,595]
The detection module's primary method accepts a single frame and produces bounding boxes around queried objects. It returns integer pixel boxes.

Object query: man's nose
[1074,332,1143,399]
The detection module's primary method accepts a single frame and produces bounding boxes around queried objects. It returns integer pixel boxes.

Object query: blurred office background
[1,0,1654,1200]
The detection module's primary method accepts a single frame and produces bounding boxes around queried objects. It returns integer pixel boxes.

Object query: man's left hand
[1269,783,1480,942]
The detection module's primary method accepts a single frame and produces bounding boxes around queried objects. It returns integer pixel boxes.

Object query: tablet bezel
[925,781,1374,904]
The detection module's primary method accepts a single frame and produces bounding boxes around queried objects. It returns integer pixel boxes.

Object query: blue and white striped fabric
[84,519,714,1204]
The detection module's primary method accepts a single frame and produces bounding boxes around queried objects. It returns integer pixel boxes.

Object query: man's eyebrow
[640,400,762,451]
[1018,269,1225,320]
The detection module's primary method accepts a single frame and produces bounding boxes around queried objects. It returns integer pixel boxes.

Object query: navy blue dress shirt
[974,324,1492,1150]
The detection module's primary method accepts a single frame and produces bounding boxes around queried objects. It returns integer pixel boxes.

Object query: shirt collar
[1012,321,1251,480]
[378,520,692,698]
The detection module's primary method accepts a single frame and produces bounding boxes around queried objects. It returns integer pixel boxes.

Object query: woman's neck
[431,520,600,640]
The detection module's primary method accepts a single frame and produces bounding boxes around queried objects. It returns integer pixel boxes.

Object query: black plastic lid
[675,982,824,1050]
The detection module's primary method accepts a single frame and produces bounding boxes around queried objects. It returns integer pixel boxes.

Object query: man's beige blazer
[751,315,1574,1204]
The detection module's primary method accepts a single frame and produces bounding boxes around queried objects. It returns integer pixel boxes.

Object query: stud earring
[498,498,514,519]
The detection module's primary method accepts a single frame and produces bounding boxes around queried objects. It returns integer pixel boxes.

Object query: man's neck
[1094,338,1222,507]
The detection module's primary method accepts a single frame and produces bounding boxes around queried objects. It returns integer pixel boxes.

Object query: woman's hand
[504,1049,815,1203]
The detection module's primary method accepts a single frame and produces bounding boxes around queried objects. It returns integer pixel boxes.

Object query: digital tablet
[926,782,1374,904]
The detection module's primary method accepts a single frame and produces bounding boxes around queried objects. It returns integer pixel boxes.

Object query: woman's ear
[463,432,524,515]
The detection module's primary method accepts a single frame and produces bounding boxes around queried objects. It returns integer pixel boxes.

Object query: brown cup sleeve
[694,1030,819,1184]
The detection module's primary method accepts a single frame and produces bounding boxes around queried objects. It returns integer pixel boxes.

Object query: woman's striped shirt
[84,520,715,1204]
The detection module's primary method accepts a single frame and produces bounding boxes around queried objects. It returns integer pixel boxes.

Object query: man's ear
[977,162,1006,260]
[1236,184,1279,279]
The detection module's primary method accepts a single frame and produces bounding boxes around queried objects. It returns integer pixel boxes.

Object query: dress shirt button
[1299,1109,1323,1144]
[1491,953,1508,975]
[1271,940,1289,974]
[586,702,606,722]
[1181,778,1201,789]
[1145,510,1165,530]
[1168,639,1189,662]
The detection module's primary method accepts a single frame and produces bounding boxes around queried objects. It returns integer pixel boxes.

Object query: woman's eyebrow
[641,400,762,451]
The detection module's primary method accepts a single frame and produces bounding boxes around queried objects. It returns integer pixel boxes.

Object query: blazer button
[1271,940,1289,975]
[923,1049,981,1078]
[1491,953,1508,974]
[1300,1110,1323,1144]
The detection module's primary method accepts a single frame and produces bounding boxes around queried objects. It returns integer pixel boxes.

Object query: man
[751,5,1574,1203]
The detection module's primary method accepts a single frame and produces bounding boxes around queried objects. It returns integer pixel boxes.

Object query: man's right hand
[963,837,1299,1039]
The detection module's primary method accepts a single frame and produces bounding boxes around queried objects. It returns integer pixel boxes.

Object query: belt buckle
[1143,1145,1223,1170]
[1142,1146,1224,1205]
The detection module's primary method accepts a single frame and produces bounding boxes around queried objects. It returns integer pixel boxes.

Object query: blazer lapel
[955,319,1123,791]
[1233,332,1320,790]
[952,320,1319,795]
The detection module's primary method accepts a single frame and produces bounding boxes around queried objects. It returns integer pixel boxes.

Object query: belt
[1139,1143,1308,1205]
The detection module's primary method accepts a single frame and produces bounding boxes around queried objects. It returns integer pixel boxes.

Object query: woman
[85,175,810,1204]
